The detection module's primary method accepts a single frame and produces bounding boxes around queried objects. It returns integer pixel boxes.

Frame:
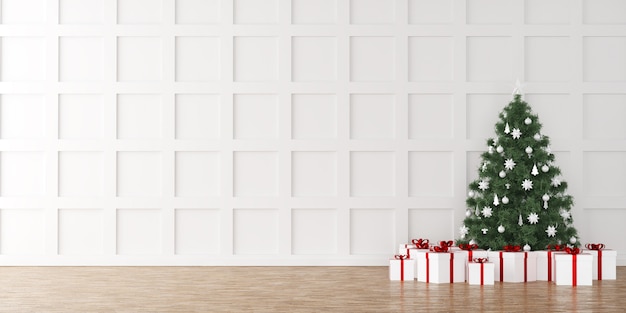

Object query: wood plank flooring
[0,266,624,312]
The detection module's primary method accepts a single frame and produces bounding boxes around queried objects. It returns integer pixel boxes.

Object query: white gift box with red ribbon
[488,250,537,283]
[584,244,617,280]
[456,245,489,281]
[389,256,415,281]
[555,252,592,286]
[415,251,465,284]
[467,259,495,285]
[536,249,563,282]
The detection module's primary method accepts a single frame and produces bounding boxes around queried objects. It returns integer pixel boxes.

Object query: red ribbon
[480,262,484,285]
[394,255,407,281]
[503,245,521,252]
[460,244,479,262]
[565,247,581,255]
[547,250,553,282]
[547,244,563,251]
[499,252,504,282]
[425,252,430,283]
[565,247,580,286]
[524,252,528,282]
[586,243,605,280]
[450,253,454,283]
[412,238,430,249]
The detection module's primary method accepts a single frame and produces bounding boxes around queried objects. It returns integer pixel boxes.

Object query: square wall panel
[292,37,337,82]
[350,209,394,254]
[291,0,336,24]
[1,0,46,24]
[116,152,162,197]
[0,209,44,255]
[408,209,453,241]
[466,94,510,139]
[175,209,220,255]
[584,209,626,255]
[117,37,162,81]
[233,94,278,140]
[583,37,626,82]
[117,0,162,24]
[233,209,279,254]
[409,37,453,81]
[234,37,278,82]
[234,0,278,24]
[59,37,104,82]
[58,209,104,255]
[1,37,45,81]
[175,94,220,140]
[408,0,453,24]
[408,94,453,139]
[176,37,220,82]
[583,0,626,24]
[524,0,570,25]
[58,152,104,197]
[0,94,45,139]
[525,37,570,82]
[350,152,395,197]
[583,94,626,139]
[291,209,337,254]
[59,0,104,24]
[59,94,104,139]
[583,152,626,197]
[0,152,45,197]
[409,152,453,197]
[350,94,395,140]
[292,152,337,197]
[176,0,220,24]
[524,94,572,140]
[175,152,220,197]
[467,37,512,82]
[117,94,162,139]
[350,37,395,82]
[350,0,395,24]
[291,94,336,139]
[233,152,278,197]
[467,0,513,24]
[117,209,162,255]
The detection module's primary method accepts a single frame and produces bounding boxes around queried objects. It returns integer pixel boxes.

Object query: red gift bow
[585,243,606,280]
[459,243,479,250]
[565,247,581,255]
[412,238,430,249]
[394,254,408,260]
[547,244,564,251]
[585,243,605,250]
[473,257,488,263]
[430,241,451,252]
[503,245,521,252]
[443,240,454,247]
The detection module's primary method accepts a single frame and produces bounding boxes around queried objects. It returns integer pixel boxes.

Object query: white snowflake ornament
[478,180,490,191]
[460,225,469,236]
[560,209,571,220]
[551,177,562,187]
[546,225,557,237]
[511,128,522,139]
[521,179,533,191]
[482,206,493,218]
[504,159,516,170]
[527,212,539,224]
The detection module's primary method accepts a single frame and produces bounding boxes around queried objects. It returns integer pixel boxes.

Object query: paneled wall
[0,0,625,265]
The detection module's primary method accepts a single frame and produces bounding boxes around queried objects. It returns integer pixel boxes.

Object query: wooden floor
[0,266,624,312]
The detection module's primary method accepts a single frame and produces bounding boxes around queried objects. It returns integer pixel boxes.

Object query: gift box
[488,249,537,283]
[555,251,592,286]
[467,259,495,285]
[415,251,465,283]
[536,250,562,282]
[585,244,617,280]
[389,255,415,281]
[398,245,416,259]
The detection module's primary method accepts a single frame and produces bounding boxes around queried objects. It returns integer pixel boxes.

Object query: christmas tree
[458,91,579,251]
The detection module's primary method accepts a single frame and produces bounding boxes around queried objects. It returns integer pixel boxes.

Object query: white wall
[0,0,625,265]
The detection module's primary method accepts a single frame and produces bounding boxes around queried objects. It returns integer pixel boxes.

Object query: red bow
[546,244,563,251]
[565,247,581,255]
[430,241,450,253]
[443,240,454,247]
[503,245,521,252]
[459,243,479,251]
[412,238,430,249]
[473,258,488,263]
[394,254,408,260]
[585,243,605,250]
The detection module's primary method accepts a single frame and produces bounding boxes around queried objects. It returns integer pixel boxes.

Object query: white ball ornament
[499,171,506,178]
[468,190,475,197]
[525,146,533,154]
[502,196,509,204]
[541,165,549,172]
[496,146,504,153]
[525,117,532,125]
[542,194,550,201]
[569,237,577,244]
[497,225,505,233]
[523,244,531,252]
[466,210,472,217]
[533,133,541,141]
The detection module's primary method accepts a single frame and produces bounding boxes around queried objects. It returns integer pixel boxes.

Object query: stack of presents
[390,239,616,286]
